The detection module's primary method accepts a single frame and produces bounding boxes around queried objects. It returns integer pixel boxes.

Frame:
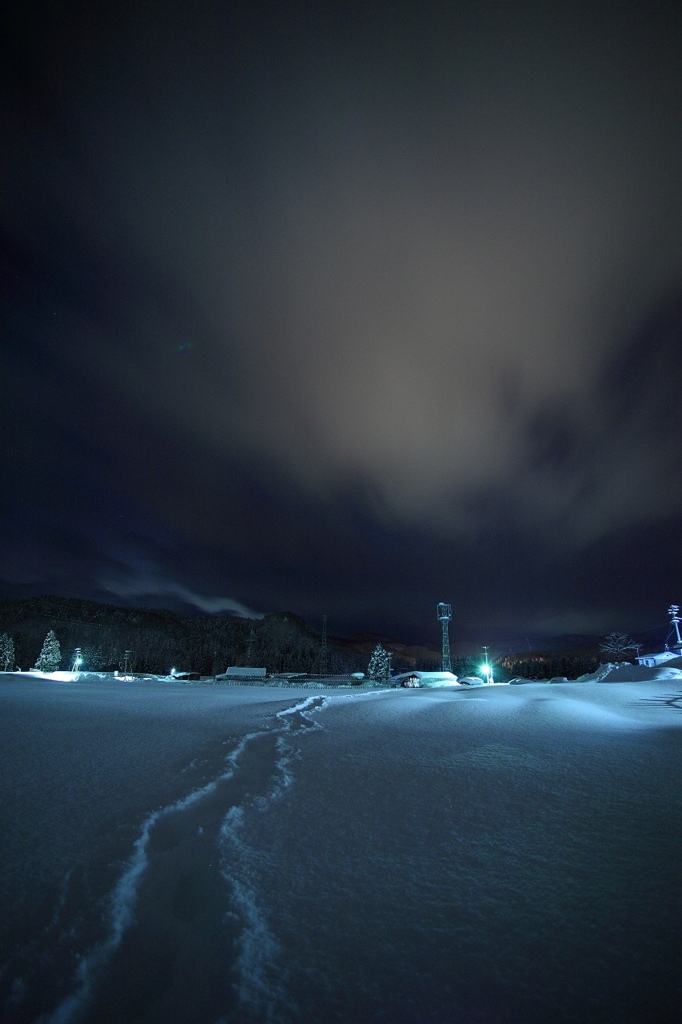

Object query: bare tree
[599,632,637,662]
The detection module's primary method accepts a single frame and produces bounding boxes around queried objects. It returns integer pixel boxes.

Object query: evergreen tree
[0,633,14,671]
[367,643,390,682]
[34,630,61,672]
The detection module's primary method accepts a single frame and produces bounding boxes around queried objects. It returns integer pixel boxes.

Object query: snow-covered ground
[0,673,680,1024]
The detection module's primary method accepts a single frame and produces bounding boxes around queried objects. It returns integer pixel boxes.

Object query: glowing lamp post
[481,646,494,684]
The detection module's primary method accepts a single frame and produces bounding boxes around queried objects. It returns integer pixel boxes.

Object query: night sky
[3,1,682,646]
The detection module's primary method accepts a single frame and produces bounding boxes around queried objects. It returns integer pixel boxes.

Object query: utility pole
[319,614,328,676]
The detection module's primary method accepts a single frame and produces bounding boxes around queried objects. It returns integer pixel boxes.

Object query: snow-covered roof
[394,671,459,687]
[635,650,681,667]
[217,666,267,678]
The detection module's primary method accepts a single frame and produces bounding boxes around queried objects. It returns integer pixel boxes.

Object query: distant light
[480,663,492,676]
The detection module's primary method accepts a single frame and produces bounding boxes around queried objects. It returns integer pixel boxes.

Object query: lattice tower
[437,603,452,672]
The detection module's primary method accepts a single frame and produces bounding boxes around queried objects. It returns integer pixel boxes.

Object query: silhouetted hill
[0,596,237,673]
[0,596,364,675]
[332,633,444,670]
[543,633,602,651]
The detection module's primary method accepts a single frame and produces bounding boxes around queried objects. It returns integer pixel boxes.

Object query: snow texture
[0,673,680,1024]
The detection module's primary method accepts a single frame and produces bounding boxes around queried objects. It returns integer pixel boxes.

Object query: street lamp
[480,646,494,684]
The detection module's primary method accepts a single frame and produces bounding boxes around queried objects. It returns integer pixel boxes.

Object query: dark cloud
[3,1,682,642]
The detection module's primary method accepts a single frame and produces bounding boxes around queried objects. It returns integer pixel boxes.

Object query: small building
[394,670,459,688]
[216,666,268,680]
[636,650,681,668]
[637,605,682,667]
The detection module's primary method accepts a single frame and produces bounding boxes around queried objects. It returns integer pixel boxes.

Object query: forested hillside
[499,649,601,680]
[0,597,366,675]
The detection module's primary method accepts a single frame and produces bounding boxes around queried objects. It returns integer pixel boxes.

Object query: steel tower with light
[437,603,452,672]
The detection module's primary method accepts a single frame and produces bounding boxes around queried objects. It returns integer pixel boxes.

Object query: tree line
[0,597,367,676]
[499,651,601,680]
